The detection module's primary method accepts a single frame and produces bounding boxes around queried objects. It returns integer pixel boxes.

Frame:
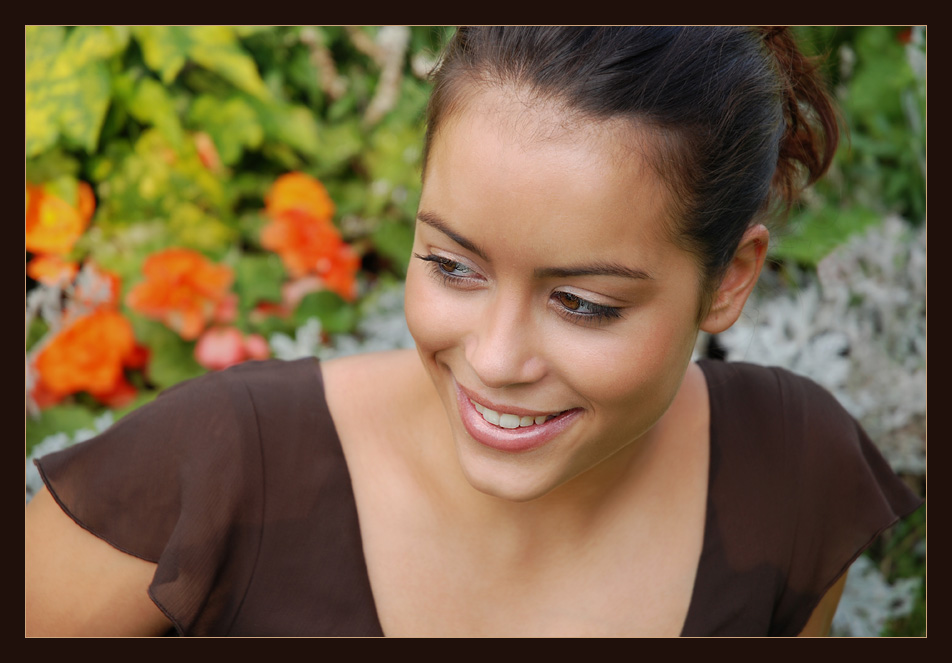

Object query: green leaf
[133,26,189,83]
[234,253,285,312]
[94,128,227,224]
[293,291,356,334]
[311,120,364,173]
[133,26,271,100]
[771,207,883,268]
[62,26,130,70]
[167,202,237,251]
[131,316,206,390]
[26,26,115,157]
[251,98,322,158]
[371,219,415,274]
[127,77,186,152]
[25,27,64,156]
[187,95,263,165]
[188,27,272,100]
[25,149,81,185]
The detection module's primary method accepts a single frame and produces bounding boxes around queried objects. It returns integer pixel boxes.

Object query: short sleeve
[34,365,267,636]
[686,360,923,637]
[768,366,924,635]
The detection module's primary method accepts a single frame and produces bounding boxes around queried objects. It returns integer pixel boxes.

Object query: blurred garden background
[25,26,926,636]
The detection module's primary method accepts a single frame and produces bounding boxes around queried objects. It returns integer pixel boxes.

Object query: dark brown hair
[423,27,838,296]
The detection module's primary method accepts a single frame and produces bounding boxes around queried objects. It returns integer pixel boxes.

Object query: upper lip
[456,381,570,418]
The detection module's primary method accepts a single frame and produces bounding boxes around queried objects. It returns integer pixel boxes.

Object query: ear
[700,224,769,335]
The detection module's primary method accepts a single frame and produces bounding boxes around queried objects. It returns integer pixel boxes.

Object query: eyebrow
[416,210,653,282]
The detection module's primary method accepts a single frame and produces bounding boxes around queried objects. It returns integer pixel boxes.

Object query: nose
[464,291,547,389]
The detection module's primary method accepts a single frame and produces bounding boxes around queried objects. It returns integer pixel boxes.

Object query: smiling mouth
[470,400,563,429]
[455,384,582,453]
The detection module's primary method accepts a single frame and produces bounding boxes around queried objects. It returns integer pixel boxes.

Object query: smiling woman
[26,27,922,637]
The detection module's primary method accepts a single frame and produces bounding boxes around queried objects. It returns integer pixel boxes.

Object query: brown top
[34,357,923,637]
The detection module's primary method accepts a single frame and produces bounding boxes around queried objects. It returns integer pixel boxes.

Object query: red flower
[32,308,148,409]
[127,248,234,340]
[194,326,270,371]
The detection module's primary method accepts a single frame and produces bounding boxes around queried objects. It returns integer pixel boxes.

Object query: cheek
[404,263,472,356]
[403,263,434,350]
[564,313,698,418]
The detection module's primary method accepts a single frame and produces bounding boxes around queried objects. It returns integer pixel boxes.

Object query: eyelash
[414,253,623,326]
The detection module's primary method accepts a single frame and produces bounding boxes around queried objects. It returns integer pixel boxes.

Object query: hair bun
[758,26,840,206]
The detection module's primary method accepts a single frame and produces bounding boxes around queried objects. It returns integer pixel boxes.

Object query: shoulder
[321,349,433,423]
[320,348,426,391]
[321,349,443,476]
[163,356,322,404]
[698,358,838,404]
[698,358,856,439]
[692,359,921,636]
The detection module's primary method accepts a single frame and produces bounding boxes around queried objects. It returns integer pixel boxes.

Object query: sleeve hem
[785,498,925,637]
[33,457,161,564]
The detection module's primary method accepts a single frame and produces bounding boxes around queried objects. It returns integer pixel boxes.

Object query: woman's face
[405,88,706,502]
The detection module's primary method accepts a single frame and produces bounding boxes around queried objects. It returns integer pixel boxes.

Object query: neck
[427,404,667,566]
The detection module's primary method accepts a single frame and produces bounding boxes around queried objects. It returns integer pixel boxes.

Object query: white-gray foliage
[269,282,415,361]
[831,554,922,637]
[717,216,927,474]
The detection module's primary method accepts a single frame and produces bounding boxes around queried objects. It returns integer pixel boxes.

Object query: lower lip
[456,383,582,453]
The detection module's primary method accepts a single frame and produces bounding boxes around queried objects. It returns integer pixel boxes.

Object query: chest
[342,415,710,637]
[357,500,707,637]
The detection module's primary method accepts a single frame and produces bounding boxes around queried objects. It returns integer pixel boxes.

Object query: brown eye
[556,292,581,310]
[438,260,460,273]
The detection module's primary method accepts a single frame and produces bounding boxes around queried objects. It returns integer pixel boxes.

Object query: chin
[449,431,591,504]
[458,459,563,503]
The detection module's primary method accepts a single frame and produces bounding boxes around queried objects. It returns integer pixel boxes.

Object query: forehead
[422,86,676,253]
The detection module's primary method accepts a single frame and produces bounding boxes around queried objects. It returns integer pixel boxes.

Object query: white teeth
[471,400,560,429]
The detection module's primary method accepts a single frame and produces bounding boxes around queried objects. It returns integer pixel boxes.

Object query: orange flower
[127,248,234,340]
[32,308,148,409]
[261,173,359,301]
[261,210,359,301]
[317,241,360,302]
[25,182,95,256]
[265,172,335,221]
[261,208,341,277]
[26,254,79,287]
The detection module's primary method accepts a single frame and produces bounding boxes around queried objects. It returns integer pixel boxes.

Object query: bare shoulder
[25,487,172,636]
[321,348,424,389]
[320,349,430,410]
[320,349,437,453]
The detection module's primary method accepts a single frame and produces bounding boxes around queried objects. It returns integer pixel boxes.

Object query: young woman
[26,27,922,637]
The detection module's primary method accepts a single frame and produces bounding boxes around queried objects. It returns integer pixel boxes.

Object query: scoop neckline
[314,356,721,638]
